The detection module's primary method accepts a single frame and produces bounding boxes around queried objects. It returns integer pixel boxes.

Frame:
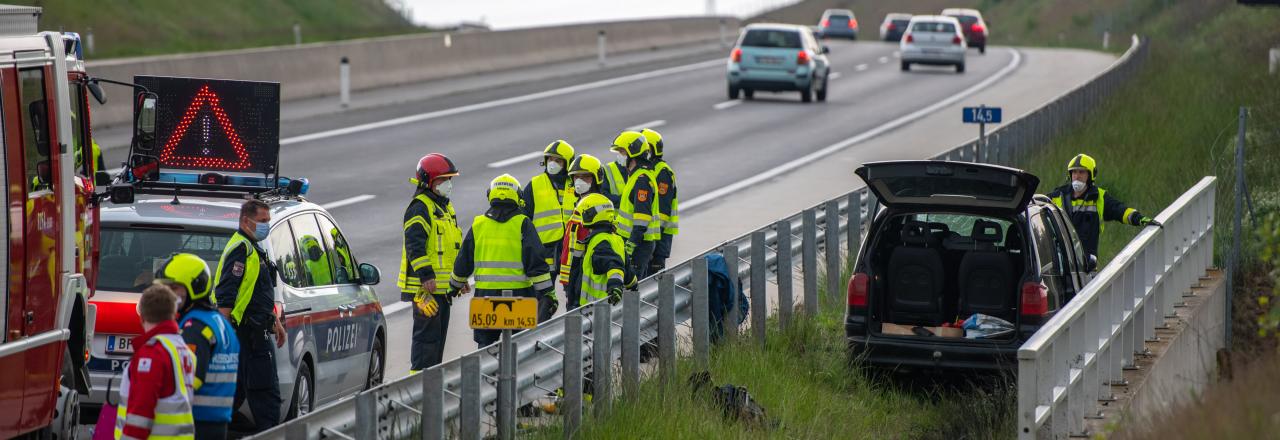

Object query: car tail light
[822,19,829,27]
[905,34,913,43]
[886,23,896,30]
[847,272,869,307]
[848,19,857,29]
[972,24,985,33]
[1020,281,1049,318]
[797,50,810,65]
[731,48,742,63]
[953,35,963,45]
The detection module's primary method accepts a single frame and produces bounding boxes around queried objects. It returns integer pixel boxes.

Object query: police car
[82,76,386,423]
[84,177,388,422]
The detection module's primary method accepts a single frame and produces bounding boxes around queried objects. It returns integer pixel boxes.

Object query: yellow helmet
[611,131,649,159]
[543,139,575,164]
[1067,153,1097,183]
[488,173,522,205]
[567,154,602,183]
[640,128,665,157]
[154,253,213,302]
[576,193,616,226]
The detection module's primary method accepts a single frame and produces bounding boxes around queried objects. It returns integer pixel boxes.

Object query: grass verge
[14,0,422,59]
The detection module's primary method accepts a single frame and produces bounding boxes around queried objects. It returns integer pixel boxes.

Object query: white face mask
[546,161,563,175]
[615,153,629,166]
[573,177,592,195]
[1071,180,1086,193]
[434,179,453,198]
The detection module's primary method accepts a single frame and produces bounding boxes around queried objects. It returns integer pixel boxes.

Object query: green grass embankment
[15,0,422,58]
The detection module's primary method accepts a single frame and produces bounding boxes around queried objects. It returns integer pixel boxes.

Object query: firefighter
[157,254,240,440]
[450,174,555,346]
[611,131,662,280]
[214,199,284,433]
[602,141,628,206]
[574,193,634,306]
[559,154,605,308]
[520,140,576,318]
[300,235,333,285]
[115,284,196,440]
[1048,153,1161,261]
[641,128,679,275]
[401,153,465,373]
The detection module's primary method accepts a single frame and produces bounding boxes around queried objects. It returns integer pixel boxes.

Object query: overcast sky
[397,0,799,30]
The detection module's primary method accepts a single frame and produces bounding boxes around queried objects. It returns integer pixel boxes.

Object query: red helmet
[416,154,459,187]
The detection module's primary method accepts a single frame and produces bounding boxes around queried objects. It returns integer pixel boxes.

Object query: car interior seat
[886,220,945,325]
[958,219,1017,322]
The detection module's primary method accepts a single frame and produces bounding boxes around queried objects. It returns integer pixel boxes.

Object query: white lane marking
[682,49,1023,211]
[713,100,743,110]
[385,301,410,315]
[855,64,869,71]
[487,150,544,169]
[828,72,842,81]
[281,59,724,146]
[878,56,889,63]
[321,194,376,210]
[625,119,666,131]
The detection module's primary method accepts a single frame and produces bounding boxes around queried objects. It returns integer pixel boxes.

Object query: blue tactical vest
[179,308,241,422]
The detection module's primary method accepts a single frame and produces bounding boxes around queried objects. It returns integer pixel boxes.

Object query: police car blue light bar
[149,171,309,195]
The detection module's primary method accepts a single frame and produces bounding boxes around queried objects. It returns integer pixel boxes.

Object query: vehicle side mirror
[822,45,831,54]
[133,93,158,152]
[108,183,135,204]
[359,263,381,285]
[1086,254,1098,272]
[87,81,107,105]
[94,170,111,187]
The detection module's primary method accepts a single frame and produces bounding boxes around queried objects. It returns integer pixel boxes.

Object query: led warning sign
[135,76,280,174]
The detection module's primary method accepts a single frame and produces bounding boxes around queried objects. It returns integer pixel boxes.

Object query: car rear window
[741,29,802,48]
[97,228,230,293]
[827,15,850,22]
[911,21,956,33]
[892,19,911,27]
[949,15,978,25]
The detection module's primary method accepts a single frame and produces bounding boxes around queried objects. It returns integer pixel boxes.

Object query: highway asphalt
[101,39,1119,382]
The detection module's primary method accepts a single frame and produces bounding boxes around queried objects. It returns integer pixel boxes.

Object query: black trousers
[233,323,281,432]
[195,421,228,440]
[411,294,452,371]
[630,239,656,280]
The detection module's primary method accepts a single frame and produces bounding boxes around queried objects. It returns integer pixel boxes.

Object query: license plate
[755,56,782,65]
[106,335,134,355]
[922,48,941,54]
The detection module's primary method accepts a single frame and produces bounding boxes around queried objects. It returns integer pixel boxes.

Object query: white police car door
[288,213,368,396]
[316,214,379,389]
[264,219,325,409]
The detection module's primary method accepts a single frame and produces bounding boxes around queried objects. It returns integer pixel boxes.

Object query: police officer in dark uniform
[1048,153,1160,263]
[215,199,284,433]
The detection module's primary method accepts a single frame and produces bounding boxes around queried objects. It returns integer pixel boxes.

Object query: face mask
[546,161,563,175]
[254,220,271,241]
[615,153,628,166]
[573,178,592,195]
[1071,180,1087,193]
[434,180,453,198]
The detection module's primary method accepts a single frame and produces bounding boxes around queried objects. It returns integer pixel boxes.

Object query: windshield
[741,29,802,48]
[97,227,231,293]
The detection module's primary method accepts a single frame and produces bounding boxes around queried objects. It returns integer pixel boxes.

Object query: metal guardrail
[1016,177,1217,439]
[257,35,1152,440]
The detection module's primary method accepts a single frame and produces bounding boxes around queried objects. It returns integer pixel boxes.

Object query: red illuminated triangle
[158,85,251,170]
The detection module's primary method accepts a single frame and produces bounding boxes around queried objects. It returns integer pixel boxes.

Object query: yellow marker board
[469,297,538,330]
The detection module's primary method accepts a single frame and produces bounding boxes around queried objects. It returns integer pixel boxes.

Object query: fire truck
[0,6,144,438]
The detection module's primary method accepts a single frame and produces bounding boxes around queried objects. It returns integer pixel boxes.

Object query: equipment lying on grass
[688,371,777,430]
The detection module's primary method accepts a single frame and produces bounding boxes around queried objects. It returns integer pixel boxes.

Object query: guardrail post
[802,209,818,317]
[659,273,678,381]
[355,390,377,440]
[776,220,793,330]
[422,367,444,440]
[563,313,584,439]
[622,291,641,396]
[497,289,516,440]
[591,301,613,417]
[597,30,607,67]
[719,18,729,48]
[825,200,841,304]
[460,355,481,440]
[293,23,302,46]
[723,244,741,337]
[692,256,711,368]
[847,192,861,266]
[339,56,351,109]
[750,231,767,347]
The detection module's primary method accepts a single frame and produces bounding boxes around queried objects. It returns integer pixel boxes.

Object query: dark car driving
[845,161,1093,372]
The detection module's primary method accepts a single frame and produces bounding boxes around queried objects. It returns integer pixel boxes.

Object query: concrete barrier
[88,16,739,127]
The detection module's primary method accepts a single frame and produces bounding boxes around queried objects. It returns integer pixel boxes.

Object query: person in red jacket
[115,285,196,440]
